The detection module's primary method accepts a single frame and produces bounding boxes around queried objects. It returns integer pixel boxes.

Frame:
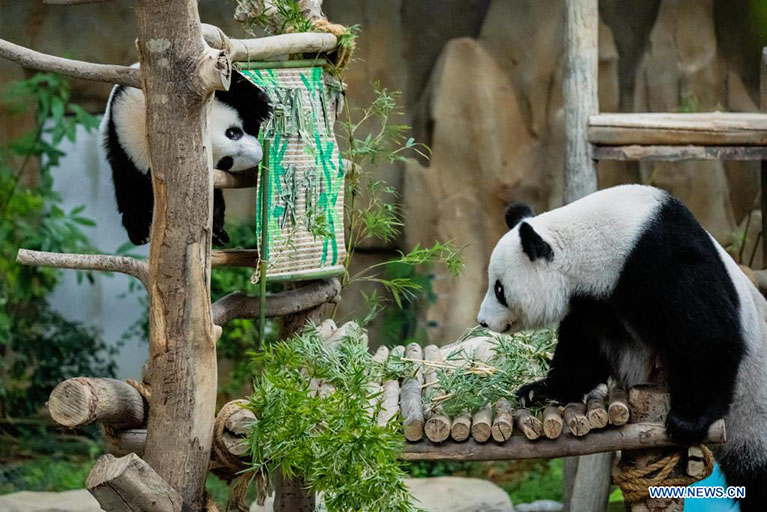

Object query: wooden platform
[589,112,767,146]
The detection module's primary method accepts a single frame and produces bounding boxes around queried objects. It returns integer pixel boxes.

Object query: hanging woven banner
[239,61,346,282]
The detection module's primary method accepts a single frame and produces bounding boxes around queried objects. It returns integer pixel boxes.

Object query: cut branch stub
[202,24,338,62]
[86,453,182,512]
[491,399,514,442]
[48,378,146,429]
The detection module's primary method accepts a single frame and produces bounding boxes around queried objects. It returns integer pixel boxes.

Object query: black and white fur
[477,184,767,510]
[102,72,271,246]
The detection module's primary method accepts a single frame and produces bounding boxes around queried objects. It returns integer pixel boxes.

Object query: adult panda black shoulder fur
[102,72,271,246]
[477,184,767,511]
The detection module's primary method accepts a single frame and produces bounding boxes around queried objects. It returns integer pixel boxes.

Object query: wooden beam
[211,278,340,325]
[86,453,182,512]
[594,145,767,161]
[202,24,337,62]
[0,38,139,87]
[16,249,148,289]
[590,112,767,145]
[210,249,259,268]
[135,1,218,508]
[563,0,599,203]
[399,420,726,461]
[48,378,145,429]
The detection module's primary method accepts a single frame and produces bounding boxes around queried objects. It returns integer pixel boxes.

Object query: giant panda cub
[477,184,767,510]
[102,72,271,246]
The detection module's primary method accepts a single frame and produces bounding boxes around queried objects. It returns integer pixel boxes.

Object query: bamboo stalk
[514,409,543,440]
[543,405,564,439]
[586,384,609,429]
[491,399,514,442]
[401,343,425,442]
[563,402,590,437]
[608,385,630,426]
[423,345,452,443]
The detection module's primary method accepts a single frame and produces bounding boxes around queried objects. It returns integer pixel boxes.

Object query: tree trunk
[134,1,221,509]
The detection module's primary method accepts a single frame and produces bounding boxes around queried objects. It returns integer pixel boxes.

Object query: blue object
[683,464,738,512]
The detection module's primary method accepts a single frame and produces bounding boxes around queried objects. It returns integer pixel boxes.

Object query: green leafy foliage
[0,72,115,416]
[245,325,420,512]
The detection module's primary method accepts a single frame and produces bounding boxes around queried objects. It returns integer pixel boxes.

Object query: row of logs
[369,340,631,444]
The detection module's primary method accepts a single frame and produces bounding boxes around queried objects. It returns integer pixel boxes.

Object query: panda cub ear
[504,202,534,230]
[519,222,553,262]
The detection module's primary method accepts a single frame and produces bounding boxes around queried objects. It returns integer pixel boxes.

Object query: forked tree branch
[212,278,341,325]
[0,38,140,87]
[202,24,337,62]
[16,249,149,289]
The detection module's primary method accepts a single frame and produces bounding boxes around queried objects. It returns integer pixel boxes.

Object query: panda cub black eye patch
[494,280,508,307]
[225,127,243,140]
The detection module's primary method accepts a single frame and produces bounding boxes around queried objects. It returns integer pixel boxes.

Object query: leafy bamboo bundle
[244,324,420,512]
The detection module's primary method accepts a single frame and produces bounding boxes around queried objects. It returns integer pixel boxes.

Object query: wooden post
[133,1,227,509]
[563,0,599,203]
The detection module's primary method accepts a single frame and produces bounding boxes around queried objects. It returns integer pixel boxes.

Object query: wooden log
[514,409,542,440]
[366,345,389,416]
[586,384,609,429]
[543,405,564,439]
[104,428,147,457]
[401,343,425,442]
[0,38,139,88]
[211,249,259,268]
[423,345,452,443]
[48,378,145,429]
[608,385,630,426]
[491,399,514,442]
[86,453,182,512]
[450,412,472,442]
[17,249,148,289]
[400,420,726,461]
[470,343,494,442]
[563,0,598,203]
[687,446,707,479]
[563,402,590,437]
[213,168,257,189]
[212,278,341,325]
[594,144,767,162]
[589,112,767,146]
[377,345,404,427]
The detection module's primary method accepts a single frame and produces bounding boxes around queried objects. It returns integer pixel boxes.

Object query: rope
[615,445,715,503]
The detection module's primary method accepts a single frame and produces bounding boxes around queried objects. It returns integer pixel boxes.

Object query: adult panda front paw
[666,407,714,445]
[213,227,230,247]
[516,379,556,408]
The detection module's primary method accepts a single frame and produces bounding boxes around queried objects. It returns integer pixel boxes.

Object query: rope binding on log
[615,444,715,503]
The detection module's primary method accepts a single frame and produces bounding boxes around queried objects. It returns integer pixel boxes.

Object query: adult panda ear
[505,202,534,230]
[519,222,553,262]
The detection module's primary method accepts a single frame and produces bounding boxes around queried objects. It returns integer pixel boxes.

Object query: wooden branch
[104,428,147,457]
[543,406,564,439]
[608,385,630,426]
[87,453,182,512]
[0,38,139,88]
[470,343,493,443]
[586,384,609,429]
[594,144,767,161]
[44,0,110,4]
[514,409,543,440]
[212,278,341,325]
[210,249,259,268]
[491,399,514,442]
[401,343,424,442]
[378,345,403,427]
[423,345,452,443]
[400,420,726,461]
[17,249,148,288]
[48,378,146,429]
[202,24,337,62]
[563,402,590,437]
[213,168,257,189]
[450,412,472,441]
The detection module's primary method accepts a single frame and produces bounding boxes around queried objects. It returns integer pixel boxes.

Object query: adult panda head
[102,70,271,246]
[477,202,571,333]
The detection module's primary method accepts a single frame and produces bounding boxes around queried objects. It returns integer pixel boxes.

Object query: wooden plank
[594,145,767,161]
[399,420,725,461]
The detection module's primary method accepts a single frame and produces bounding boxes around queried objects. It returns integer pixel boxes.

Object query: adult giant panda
[477,184,767,511]
[102,72,271,246]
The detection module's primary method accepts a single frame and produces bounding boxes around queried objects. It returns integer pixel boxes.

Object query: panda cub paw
[666,407,715,445]
[516,379,555,408]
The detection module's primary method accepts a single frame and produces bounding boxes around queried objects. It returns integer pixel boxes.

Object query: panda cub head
[477,203,571,333]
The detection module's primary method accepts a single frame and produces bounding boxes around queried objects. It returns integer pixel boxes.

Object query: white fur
[103,86,262,173]
[478,185,666,332]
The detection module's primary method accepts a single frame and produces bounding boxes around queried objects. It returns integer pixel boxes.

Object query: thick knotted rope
[615,445,715,503]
